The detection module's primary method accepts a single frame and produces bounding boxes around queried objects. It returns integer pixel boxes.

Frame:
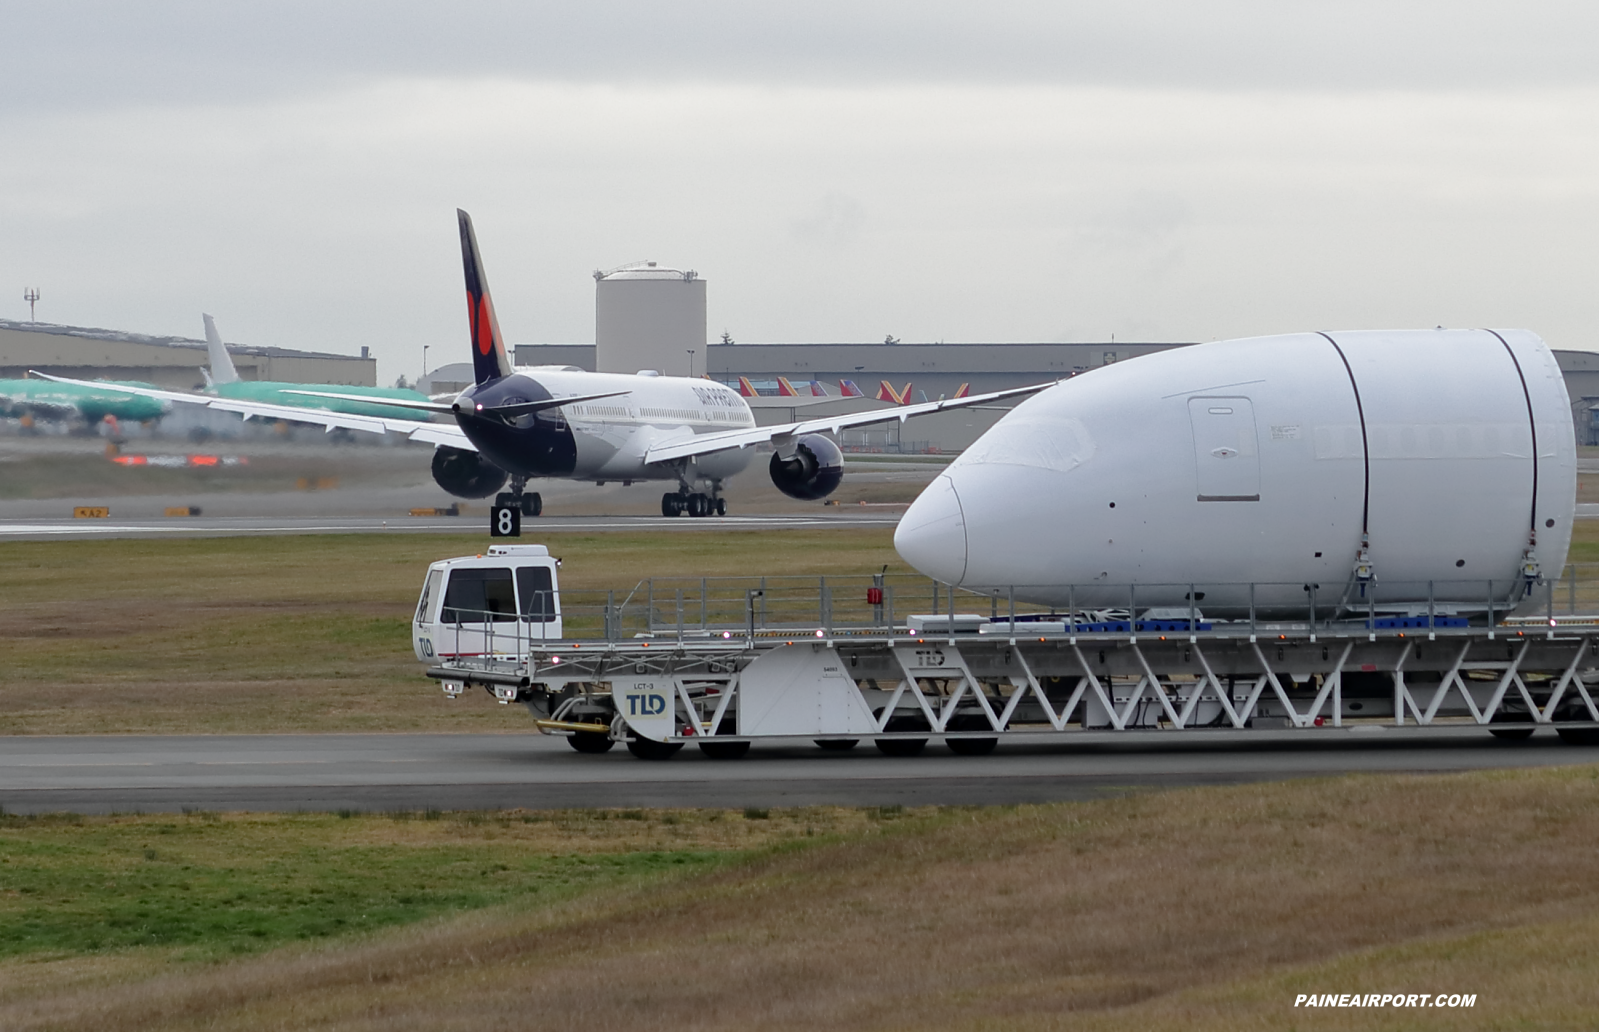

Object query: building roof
[0,318,360,362]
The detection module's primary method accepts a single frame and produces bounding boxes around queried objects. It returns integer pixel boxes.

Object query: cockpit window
[441,567,517,623]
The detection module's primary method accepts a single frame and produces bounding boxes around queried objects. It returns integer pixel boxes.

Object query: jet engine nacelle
[769,434,844,500]
[431,446,509,499]
[896,329,1577,615]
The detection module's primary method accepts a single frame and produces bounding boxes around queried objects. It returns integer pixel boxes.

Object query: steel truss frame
[428,629,1599,741]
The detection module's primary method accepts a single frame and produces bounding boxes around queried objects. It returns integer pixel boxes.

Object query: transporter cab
[414,545,562,663]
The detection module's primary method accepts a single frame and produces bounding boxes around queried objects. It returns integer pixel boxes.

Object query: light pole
[422,344,430,389]
[24,287,39,322]
[686,349,695,377]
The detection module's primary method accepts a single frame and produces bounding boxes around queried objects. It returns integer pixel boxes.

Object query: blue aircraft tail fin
[457,209,515,387]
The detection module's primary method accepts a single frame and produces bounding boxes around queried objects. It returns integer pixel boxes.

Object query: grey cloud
[4,1,1599,113]
[790,193,865,247]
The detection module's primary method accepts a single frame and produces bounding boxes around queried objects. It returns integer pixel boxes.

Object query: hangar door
[1188,397,1260,502]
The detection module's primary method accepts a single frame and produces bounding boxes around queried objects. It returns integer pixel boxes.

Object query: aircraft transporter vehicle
[413,542,1599,760]
[38,211,1045,519]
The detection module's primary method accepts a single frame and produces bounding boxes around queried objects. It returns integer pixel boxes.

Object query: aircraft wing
[32,373,474,449]
[642,382,1052,464]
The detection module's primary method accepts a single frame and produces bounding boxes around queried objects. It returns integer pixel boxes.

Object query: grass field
[0,529,910,734]
[2,767,1597,1030]
[5,522,1599,735]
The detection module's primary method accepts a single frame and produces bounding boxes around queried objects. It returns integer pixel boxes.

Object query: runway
[2,728,1594,813]
[0,511,900,540]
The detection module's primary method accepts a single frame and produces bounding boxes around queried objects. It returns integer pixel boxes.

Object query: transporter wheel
[626,738,685,760]
[944,714,998,755]
[698,740,751,759]
[567,731,615,753]
[874,713,929,756]
[1555,726,1599,746]
[1488,727,1535,741]
[815,739,859,751]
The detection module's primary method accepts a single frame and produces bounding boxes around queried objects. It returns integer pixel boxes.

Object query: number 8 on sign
[490,505,520,537]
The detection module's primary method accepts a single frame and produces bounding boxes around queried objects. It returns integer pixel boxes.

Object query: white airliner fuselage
[895,329,1576,615]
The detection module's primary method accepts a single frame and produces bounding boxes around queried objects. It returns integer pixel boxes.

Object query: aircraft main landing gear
[661,491,726,518]
[497,477,542,517]
[496,491,542,516]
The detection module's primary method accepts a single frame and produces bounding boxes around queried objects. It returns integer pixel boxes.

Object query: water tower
[593,262,706,375]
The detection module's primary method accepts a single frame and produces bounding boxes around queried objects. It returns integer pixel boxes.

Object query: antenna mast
[24,287,39,321]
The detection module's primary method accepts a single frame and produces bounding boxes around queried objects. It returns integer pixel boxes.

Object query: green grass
[0,808,836,961]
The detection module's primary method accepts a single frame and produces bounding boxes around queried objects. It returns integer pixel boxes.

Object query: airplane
[953,383,970,399]
[808,380,830,397]
[839,379,865,398]
[776,376,803,397]
[199,314,437,420]
[737,376,761,397]
[0,376,168,427]
[877,381,912,405]
[39,210,1049,519]
[895,328,1576,616]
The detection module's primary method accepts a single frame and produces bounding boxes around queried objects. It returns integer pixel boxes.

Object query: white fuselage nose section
[895,329,1576,613]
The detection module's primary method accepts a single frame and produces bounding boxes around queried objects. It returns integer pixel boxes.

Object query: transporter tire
[874,712,929,756]
[567,731,615,753]
[1555,726,1599,746]
[626,738,685,761]
[944,713,998,755]
[697,740,751,759]
[1488,727,1535,741]
[815,739,859,751]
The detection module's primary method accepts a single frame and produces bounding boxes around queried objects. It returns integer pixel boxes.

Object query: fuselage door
[1188,396,1260,502]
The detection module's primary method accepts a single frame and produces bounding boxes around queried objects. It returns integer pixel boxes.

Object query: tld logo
[626,693,667,716]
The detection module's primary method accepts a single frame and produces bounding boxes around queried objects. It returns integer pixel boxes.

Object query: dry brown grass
[0,529,907,734]
[4,766,1597,1031]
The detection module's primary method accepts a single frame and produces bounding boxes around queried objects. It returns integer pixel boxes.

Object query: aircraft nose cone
[895,473,969,585]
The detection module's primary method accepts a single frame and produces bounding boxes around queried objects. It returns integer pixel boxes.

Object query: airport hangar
[0,318,377,390]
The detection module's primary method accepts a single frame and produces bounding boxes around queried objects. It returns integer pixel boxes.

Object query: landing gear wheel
[687,493,705,517]
[1556,726,1599,745]
[626,738,684,760]
[715,497,726,516]
[661,492,686,517]
[1489,727,1535,741]
[521,492,542,517]
[815,739,859,751]
[567,731,614,753]
[697,740,751,759]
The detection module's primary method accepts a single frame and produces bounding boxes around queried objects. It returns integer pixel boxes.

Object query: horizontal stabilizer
[459,389,633,419]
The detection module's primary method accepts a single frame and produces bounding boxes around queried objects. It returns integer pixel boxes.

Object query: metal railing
[427,565,1599,653]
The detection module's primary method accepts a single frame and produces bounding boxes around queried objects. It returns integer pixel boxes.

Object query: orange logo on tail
[876,381,912,405]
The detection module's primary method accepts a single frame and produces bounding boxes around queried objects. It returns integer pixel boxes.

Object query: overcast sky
[4,1,1599,383]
